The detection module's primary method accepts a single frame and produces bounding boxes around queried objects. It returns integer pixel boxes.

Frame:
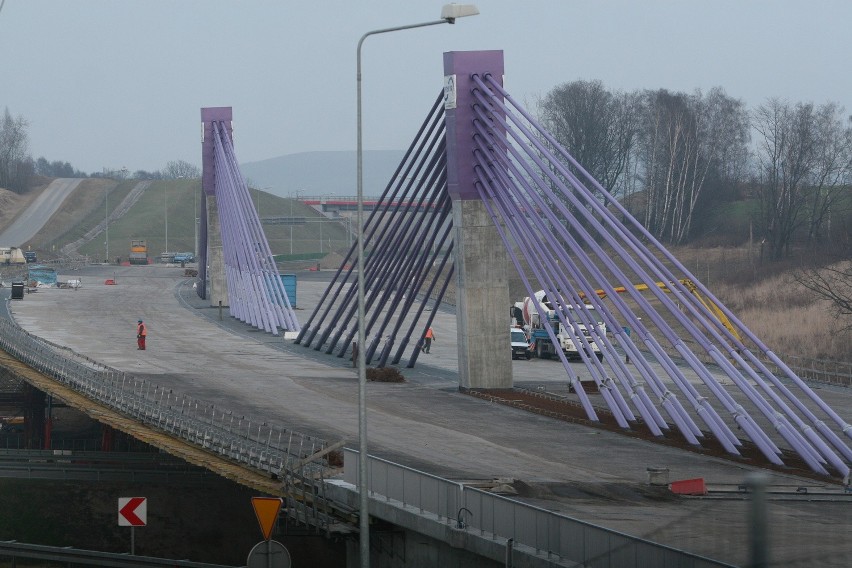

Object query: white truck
[0,247,26,265]
[517,290,606,361]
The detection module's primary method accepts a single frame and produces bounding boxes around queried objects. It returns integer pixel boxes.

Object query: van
[511,327,531,360]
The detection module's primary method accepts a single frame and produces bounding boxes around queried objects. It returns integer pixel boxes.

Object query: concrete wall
[453,199,511,390]
[205,195,227,307]
[346,528,505,568]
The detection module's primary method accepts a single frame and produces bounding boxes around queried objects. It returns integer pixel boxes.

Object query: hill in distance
[240,150,405,198]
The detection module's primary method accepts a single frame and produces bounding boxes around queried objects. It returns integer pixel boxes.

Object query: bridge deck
[6,264,851,567]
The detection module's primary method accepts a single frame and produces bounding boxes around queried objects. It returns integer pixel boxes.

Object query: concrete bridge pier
[444,50,512,391]
[200,107,232,307]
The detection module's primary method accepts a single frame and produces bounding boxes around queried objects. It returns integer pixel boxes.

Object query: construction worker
[422,327,435,354]
[137,319,147,350]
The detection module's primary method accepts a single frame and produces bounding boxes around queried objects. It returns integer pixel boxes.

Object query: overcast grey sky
[1,1,850,176]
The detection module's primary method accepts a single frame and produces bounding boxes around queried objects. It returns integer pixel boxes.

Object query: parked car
[511,327,531,360]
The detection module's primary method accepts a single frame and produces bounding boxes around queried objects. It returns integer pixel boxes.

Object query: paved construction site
[4,263,851,567]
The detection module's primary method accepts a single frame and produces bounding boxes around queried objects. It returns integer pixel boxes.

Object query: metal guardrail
[0,314,329,479]
[775,354,852,387]
[0,540,238,568]
[646,335,852,389]
[344,449,735,568]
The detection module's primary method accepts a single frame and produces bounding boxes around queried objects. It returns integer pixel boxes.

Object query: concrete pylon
[443,51,512,390]
[200,107,232,307]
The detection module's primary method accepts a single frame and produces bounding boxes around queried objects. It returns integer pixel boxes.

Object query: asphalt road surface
[6,264,851,567]
[0,178,83,245]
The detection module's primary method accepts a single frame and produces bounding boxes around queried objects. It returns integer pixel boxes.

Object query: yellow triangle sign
[251,497,283,540]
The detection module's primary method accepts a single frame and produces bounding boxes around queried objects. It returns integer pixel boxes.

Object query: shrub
[366,367,405,383]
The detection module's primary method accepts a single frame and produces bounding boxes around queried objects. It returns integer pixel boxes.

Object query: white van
[510,327,531,360]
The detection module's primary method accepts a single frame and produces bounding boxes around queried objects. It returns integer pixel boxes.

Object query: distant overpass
[298,195,438,215]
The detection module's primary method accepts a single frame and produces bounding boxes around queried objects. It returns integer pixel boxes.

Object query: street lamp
[289,190,304,255]
[105,187,109,263]
[355,4,478,566]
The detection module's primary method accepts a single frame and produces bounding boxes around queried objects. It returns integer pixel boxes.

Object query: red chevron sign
[118,497,147,527]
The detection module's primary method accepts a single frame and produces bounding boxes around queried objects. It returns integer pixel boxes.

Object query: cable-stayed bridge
[0,50,849,568]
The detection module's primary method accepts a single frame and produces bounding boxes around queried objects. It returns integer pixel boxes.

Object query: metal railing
[344,449,735,568]
[0,315,329,479]
[0,540,238,568]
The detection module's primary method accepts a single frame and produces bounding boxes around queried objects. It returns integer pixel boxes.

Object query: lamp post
[194,183,199,258]
[355,5,478,566]
[289,190,304,255]
[105,187,109,263]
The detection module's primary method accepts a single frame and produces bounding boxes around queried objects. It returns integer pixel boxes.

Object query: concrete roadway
[7,264,851,567]
[0,178,83,245]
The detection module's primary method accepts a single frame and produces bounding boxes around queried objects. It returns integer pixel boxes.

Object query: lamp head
[441,3,479,23]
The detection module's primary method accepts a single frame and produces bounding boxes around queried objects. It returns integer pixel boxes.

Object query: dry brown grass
[428,242,852,362]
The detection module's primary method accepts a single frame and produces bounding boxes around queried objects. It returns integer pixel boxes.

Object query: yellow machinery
[580,279,742,343]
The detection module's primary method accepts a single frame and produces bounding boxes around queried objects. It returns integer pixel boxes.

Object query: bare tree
[638,88,748,244]
[751,99,851,260]
[537,80,640,199]
[803,103,852,244]
[794,262,852,330]
[0,107,31,193]
[163,160,200,179]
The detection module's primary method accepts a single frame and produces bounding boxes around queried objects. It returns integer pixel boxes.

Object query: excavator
[578,278,742,343]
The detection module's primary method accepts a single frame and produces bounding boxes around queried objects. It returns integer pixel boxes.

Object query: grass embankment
[14,178,852,361]
[25,179,349,263]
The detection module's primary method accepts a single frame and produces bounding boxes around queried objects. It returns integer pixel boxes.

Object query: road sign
[118,497,147,527]
[247,540,291,568]
[251,497,283,541]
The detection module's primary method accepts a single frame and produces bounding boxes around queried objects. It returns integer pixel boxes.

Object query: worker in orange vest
[422,327,435,354]
[137,319,147,350]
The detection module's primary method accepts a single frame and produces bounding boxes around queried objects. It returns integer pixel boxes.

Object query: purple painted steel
[472,80,768,453]
[467,72,849,476]
[443,51,504,201]
[207,120,299,334]
[197,190,208,299]
[393,232,455,367]
[469,83,792,464]
[315,101,448,359]
[470,106,717,443]
[296,93,447,349]
[334,152,448,359]
[201,107,232,197]
[477,75,848,476]
[365,191,452,363]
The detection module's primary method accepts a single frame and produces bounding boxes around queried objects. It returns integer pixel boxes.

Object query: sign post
[118,497,147,555]
[248,497,290,568]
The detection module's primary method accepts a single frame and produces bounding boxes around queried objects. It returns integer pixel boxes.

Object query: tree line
[536,81,852,261]
[0,106,199,192]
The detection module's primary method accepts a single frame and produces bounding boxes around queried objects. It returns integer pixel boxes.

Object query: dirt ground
[466,387,833,485]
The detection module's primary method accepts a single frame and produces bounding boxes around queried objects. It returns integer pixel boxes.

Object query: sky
[1,0,851,176]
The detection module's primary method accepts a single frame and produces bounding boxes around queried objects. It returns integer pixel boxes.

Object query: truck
[129,240,149,265]
[23,251,37,263]
[0,416,24,433]
[515,290,606,361]
[0,246,26,265]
